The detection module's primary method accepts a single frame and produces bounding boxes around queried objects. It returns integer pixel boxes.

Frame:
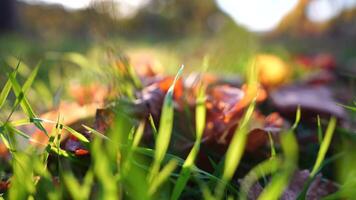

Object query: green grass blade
[0,62,19,110]
[215,100,256,198]
[149,65,184,181]
[63,171,93,200]
[148,114,158,140]
[9,118,32,127]
[310,117,337,177]
[10,71,34,115]
[267,132,276,157]
[9,71,48,136]
[6,56,30,76]
[30,117,89,143]
[317,115,323,144]
[0,79,13,110]
[5,124,31,140]
[63,125,89,143]
[63,172,86,200]
[171,86,206,200]
[132,121,145,148]
[195,87,206,140]
[338,103,356,112]
[223,101,255,179]
[22,62,40,94]
[292,105,301,130]
[0,133,11,150]
[82,124,109,140]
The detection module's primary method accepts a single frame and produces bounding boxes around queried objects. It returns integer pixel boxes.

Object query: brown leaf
[69,83,108,106]
[243,170,338,200]
[270,85,346,121]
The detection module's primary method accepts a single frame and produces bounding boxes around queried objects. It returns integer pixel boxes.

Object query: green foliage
[258,130,298,200]
[310,117,337,177]
[0,59,354,200]
[171,82,206,200]
[149,65,184,183]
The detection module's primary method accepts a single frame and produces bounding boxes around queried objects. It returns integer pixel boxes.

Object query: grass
[0,52,354,200]
[148,65,184,185]
[171,74,207,200]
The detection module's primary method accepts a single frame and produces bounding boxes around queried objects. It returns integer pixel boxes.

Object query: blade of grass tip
[292,105,301,130]
[215,100,256,199]
[149,65,184,181]
[82,124,109,141]
[317,115,323,144]
[171,85,206,200]
[310,117,337,177]
[148,114,158,140]
[149,159,178,195]
[0,61,20,110]
[258,131,298,200]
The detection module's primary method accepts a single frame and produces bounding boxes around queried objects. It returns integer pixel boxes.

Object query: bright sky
[21,0,356,32]
[216,0,299,32]
[307,0,356,22]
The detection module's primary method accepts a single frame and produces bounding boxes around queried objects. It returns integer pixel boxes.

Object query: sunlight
[307,0,356,22]
[22,0,91,9]
[216,0,299,32]
[19,0,356,31]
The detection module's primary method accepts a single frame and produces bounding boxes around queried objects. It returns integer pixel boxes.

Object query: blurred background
[0,0,355,112]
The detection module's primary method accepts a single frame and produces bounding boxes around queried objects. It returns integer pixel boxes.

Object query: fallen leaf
[270,85,346,120]
[242,169,338,200]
